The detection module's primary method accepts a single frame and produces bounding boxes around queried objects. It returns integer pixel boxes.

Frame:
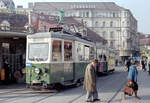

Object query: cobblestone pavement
[1,66,149,103]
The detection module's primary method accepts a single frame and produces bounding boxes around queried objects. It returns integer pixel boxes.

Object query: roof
[33,2,125,11]
[0,13,28,30]
[62,17,107,43]
[140,34,150,46]
[31,12,59,24]
[28,32,95,46]
[0,0,15,8]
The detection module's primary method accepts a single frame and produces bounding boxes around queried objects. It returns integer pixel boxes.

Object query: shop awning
[0,31,27,39]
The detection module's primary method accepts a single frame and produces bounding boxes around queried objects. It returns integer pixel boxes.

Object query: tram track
[0,85,79,103]
[0,88,28,95]
[0,89,58,103]
[0,68,128,103]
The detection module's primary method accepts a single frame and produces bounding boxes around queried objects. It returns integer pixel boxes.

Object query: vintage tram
[96,47,116,74]
[26,27,117,89]
[26,28,96,88]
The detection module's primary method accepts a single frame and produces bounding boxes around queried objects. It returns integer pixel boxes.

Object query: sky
[13,0,150,34]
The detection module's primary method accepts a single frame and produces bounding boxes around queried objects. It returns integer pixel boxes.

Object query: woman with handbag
[122,61,140,100]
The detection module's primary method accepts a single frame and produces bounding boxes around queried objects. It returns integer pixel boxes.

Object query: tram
[96,47,116,74]
[107,48,116,72]
[96,46,108,74]
[26,28,96,88]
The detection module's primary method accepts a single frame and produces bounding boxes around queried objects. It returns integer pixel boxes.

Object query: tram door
[2,53,24,82]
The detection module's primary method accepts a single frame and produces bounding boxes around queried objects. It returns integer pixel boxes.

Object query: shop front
[0,31,26,84]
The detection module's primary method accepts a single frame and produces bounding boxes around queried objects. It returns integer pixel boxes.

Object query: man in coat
[83,59,100,102]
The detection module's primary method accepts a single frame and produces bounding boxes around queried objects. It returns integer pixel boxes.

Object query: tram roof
[27,31,95,45]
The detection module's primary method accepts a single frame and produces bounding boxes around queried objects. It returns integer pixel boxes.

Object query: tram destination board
[49,27,63,32]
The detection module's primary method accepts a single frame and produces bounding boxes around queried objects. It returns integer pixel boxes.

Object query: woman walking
[122,61,140,100]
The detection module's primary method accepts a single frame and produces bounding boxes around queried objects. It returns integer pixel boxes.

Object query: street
[0,66,149,103]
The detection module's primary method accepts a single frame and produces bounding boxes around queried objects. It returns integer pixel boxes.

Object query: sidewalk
[111,70,150,103]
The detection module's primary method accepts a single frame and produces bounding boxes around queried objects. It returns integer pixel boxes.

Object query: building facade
[30,2,139,58]
[139,33,150,57]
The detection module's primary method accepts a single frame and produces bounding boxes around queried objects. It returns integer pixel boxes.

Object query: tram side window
[84,46,90,61]
[77,43,85,61]
[89,47,95,60]
[52,40,62,61]
[64,41,72,61]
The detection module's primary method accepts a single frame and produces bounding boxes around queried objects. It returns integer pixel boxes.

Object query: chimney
[28,2,34,9]
[17,5,23,8]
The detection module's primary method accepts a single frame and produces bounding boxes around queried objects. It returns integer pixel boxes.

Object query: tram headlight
[35,68,40,74]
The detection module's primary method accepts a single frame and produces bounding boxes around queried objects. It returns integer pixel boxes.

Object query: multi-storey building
[30,2,139,58]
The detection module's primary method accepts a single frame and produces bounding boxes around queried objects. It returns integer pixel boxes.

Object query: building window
[86,12,89,17]
[103,31,106,38]
[44,26,47,32]
[127,21,130,26]
[116,12,119,17]
[110,21,113,27]
[110,31,114,38]
[79,12,82,17]
[110,41,114,48]
[110,12,113,17]
[95,21,98,27]
[113,12,115,17]
[122,21,125,27]
[86,5,88,8]
[123,41,125,47]
[124,12,128,17]
[102,21,106,27]
[52,40,62,61]
[83,12,86,17]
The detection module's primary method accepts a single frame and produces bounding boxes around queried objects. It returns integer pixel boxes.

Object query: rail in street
[2,66,149,103]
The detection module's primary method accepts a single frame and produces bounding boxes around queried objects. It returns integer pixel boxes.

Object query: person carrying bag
[122,81,134,96]
[122,61,140,100]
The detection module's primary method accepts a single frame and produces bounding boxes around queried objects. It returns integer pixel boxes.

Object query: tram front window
[28,43,49,61]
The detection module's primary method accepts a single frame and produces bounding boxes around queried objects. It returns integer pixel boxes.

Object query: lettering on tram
[49,27,63,32]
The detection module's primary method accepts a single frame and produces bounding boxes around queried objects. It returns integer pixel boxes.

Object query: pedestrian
[83,59,100,102]
[122,61,140,100]
[3,59,10,84]
[141,58,146,71]
[115,59,118,66]
[148,60,150,75]
[126,58,131,72]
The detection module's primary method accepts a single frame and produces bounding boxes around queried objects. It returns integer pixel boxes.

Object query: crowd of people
[1,59,26,84]
[125,57,150,75]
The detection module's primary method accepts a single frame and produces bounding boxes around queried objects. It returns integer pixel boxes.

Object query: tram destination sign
[49,27,63,32]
